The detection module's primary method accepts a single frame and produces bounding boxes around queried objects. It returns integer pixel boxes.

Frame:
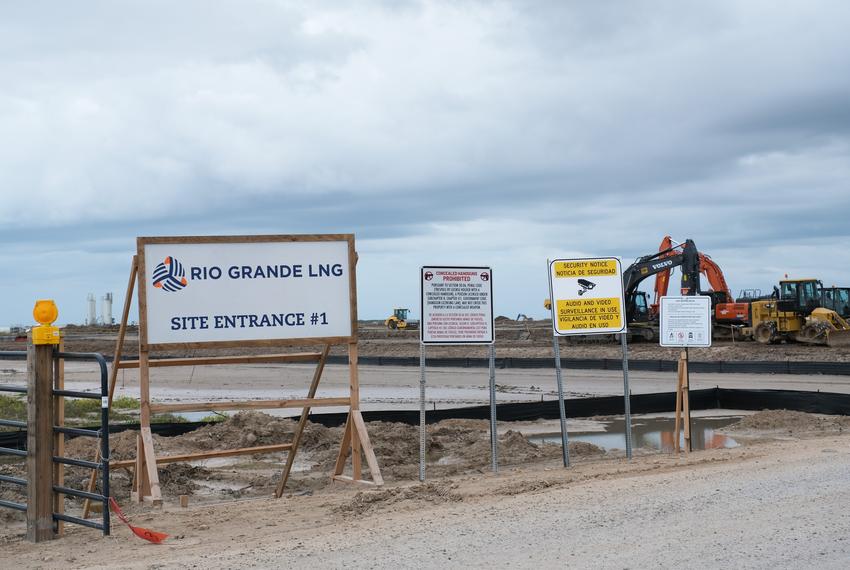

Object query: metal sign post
[551,336,570,467]
[419,343,426,482]
[547,257,631,464]
[420,266,495,480]
[619,333,633,459]
[488,344,498,473]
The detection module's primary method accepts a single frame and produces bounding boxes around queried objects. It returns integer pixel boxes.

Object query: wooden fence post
[27,339,56,542]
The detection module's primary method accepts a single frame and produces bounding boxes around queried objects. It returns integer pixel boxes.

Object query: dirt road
[5,321,850,362]
[3,361,849,416]
[3,433,848,569]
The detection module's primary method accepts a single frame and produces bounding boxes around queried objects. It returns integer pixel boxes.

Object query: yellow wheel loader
[746,279,850,347]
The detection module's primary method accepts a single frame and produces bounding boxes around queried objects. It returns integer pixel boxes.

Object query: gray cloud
[1,1,849,323]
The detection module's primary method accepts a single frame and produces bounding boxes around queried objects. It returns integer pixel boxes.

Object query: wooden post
[136,350,162,504]
[673,350,692,454]
[27,339,56,542]
[674,351,683,453]
[349,342,362,480]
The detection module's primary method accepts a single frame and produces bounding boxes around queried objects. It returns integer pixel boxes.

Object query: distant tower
[101,293,113,325]
[87,293,97,325]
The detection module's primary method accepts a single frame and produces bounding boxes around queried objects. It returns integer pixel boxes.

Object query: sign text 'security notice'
[420,266,494,344]
[660,296,712,347]
[140,237,354,345]
[548,257,626,336]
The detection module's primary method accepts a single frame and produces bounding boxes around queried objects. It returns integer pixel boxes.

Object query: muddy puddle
[529,416,740,452]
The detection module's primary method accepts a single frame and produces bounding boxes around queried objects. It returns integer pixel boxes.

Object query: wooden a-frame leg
[133,429,162,505]
[332,416,353,479]
[352,411,383,486]
[331,413,384,486]
[275,345,330,498]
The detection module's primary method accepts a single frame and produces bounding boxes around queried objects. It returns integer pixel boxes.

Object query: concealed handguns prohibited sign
[420,266,494,344]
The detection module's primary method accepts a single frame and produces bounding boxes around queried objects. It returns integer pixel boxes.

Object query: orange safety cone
[109,497,169,544]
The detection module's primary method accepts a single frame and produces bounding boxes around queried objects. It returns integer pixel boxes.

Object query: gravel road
[206,437,850,569]
[5,435,849,568]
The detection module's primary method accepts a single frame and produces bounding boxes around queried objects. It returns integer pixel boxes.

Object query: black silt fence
[4,388,849,450]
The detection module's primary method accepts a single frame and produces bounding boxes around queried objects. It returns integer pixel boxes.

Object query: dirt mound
[568,440,606,457]
[64,429,140,462]
[44,414,606,505]
[496,479,560,496]
[361,421,420,469]
[180,412,296,450]
[336,482,462,516]
[459,429,544,466]
[158,464,217,496]
[726,410,850,433]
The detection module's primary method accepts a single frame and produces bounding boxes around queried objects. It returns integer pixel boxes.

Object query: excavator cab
[627,291,649,323]
[777,279,821,316]
[822,287,850,318]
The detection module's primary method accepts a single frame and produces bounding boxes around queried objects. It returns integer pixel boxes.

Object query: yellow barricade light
[32,299,61,345]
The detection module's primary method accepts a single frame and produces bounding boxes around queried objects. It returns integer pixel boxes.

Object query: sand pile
[9,413,606,505]
[727,410,850,434]
[336,482,462,516]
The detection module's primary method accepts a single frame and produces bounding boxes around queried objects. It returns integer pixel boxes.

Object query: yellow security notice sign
[548,257,626,336]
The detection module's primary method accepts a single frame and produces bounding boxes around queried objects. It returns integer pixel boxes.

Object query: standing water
[529,416,740,452]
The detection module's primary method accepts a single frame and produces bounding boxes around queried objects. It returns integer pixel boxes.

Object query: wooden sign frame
[87,234,382,508]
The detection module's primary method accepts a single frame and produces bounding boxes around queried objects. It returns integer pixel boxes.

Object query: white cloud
[1,1,850,323]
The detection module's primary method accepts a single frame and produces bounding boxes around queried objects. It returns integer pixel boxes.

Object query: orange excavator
[651,236,749,327]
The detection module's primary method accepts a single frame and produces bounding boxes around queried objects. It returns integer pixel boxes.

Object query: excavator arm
[623,239,700,323]
[651,237,734,318]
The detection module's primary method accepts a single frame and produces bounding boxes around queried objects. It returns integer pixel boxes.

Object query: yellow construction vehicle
[746,278,850,347]
[385,308,416,330]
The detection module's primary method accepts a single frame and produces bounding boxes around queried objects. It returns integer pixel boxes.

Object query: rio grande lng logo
[152,256,188,292]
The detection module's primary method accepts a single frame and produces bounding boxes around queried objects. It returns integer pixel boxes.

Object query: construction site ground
[1,412,849,568]
[1,322,850,567]
[4,319,850,362]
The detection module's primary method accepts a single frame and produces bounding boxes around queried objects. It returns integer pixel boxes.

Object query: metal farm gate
[0,350,110,538]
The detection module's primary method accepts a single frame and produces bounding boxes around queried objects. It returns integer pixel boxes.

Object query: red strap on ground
[109,497,169,544]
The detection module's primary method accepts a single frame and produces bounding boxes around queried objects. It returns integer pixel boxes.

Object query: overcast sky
[2,1,849,325]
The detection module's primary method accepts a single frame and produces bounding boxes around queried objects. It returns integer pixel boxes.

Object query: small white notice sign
[660,296,712,347]
[420,266,494,345]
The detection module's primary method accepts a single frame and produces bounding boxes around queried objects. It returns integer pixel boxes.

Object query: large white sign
[139,236,354,346]
[420,266,494,344]
[548,257,626,336]
[660,296,712,347]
